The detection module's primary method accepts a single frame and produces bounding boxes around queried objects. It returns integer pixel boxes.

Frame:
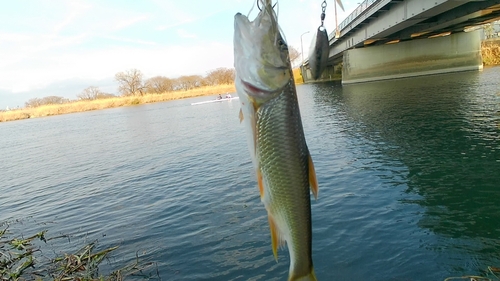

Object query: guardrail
[333,0,381,37]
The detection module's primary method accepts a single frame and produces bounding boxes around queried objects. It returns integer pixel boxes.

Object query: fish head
[234,2,291,106]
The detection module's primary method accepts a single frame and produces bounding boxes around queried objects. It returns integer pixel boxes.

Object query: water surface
[1,67,499,280]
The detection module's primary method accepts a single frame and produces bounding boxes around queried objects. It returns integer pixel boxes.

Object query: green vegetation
[1,222,157,280]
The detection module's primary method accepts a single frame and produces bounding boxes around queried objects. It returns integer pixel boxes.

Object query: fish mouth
[237,64,290,99]
[234,13,251,37]
[240,79,273,97]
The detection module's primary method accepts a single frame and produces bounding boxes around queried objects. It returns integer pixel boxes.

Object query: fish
[309,0,345,79]
[308,26,329,80]
[233,1,319,280]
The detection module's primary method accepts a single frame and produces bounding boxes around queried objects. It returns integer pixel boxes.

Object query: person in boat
[217,94,222,100]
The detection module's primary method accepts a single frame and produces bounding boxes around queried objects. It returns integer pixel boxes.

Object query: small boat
[191,96,239,106]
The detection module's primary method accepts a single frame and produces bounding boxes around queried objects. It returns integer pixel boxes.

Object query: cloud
[11,85,31,93]
[0,0,360,106]
[113,15,151,31]
[177,29,197,39]
[152,1,232,31]
[156,18,195,31]
[100,35,157,45]
[0,32,31,42]
[52,1,93,34]
[0,40,234,94]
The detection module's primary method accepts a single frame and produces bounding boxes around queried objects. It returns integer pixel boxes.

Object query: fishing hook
[257,0,277,11]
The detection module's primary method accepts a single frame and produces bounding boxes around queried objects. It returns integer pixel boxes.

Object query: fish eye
[277,39,287,50]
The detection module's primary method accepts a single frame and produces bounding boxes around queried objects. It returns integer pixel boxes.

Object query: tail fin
[289,268,318,281]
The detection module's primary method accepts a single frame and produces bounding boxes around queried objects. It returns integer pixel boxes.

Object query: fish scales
[256,82,313,276]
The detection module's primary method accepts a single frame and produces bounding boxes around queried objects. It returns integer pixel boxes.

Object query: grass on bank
[0,224,157,281]
[482,40,500,66]
[2,41,500,124]
[0,84,236,123]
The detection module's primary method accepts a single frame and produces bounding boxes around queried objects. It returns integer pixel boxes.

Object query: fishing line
[270,0,288,46]
[247,0,256,18]
[275,0,288,45]
[256,0,277,11]
[320,0,327,27]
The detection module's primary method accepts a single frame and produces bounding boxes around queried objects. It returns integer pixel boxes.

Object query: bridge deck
[319,0,500,64]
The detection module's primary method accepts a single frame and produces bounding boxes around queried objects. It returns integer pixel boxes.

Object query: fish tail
[289,268,318,281]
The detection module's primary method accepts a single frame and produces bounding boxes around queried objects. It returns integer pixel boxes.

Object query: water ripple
[1,68,500,280]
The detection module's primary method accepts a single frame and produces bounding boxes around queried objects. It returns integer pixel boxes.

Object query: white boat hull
[191,97,239,106]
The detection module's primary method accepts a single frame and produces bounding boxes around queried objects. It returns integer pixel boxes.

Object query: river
[1,67,499,280]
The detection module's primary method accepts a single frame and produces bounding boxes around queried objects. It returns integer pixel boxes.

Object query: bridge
[301,0,500,84]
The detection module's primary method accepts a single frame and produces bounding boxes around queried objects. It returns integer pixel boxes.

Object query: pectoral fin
[257,168,264,199]
[308,154,318,200]
[239,108,244,123]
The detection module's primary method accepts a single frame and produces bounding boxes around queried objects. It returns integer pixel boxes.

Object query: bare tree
[288,45,300,66]
[41,96,68,104]
[95,92,116,99]
[25,98,42,108]
[115,69,146,96]
[483,23,495,39]
[77,86,101,100]
[177,75,203,91]
[145,76,174,94]
[25,96,67,107]
[205,68,235,86]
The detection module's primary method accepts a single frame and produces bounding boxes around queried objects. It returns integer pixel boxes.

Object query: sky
[0,0,359,109]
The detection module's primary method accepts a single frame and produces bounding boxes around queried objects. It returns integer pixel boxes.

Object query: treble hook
[257,0,277,11]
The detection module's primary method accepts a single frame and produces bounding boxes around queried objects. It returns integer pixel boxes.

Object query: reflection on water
[308,68,500,278]
[0,68,499,280]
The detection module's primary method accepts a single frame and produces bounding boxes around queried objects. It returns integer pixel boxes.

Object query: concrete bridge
[301,0,500,84]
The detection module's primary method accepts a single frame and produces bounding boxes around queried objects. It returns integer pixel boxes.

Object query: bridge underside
[301,30,483,83]
[301,0,500,84]
[342,30,483,84]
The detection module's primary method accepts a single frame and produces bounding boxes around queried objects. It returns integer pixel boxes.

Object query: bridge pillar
[342,30,483,84]
[301,62,342,82]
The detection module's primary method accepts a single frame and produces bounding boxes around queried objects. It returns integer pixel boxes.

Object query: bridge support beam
[301,62,342,83]
[341,30,483,84]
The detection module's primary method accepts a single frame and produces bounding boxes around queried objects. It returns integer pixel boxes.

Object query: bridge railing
[333,0,380,39]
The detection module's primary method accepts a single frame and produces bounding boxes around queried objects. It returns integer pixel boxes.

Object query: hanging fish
[308,0,339,80]
[308,26,329,80]
[234,0,319,280]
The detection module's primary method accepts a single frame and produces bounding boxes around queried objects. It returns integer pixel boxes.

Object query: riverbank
[0,84,236,123]
[0,71,305,123]
[2,44,499,124]
[1,220,156,280]
[482,38,500,65]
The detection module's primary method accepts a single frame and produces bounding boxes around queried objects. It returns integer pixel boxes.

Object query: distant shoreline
[2,42,499,123]
[0,84,236,123]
